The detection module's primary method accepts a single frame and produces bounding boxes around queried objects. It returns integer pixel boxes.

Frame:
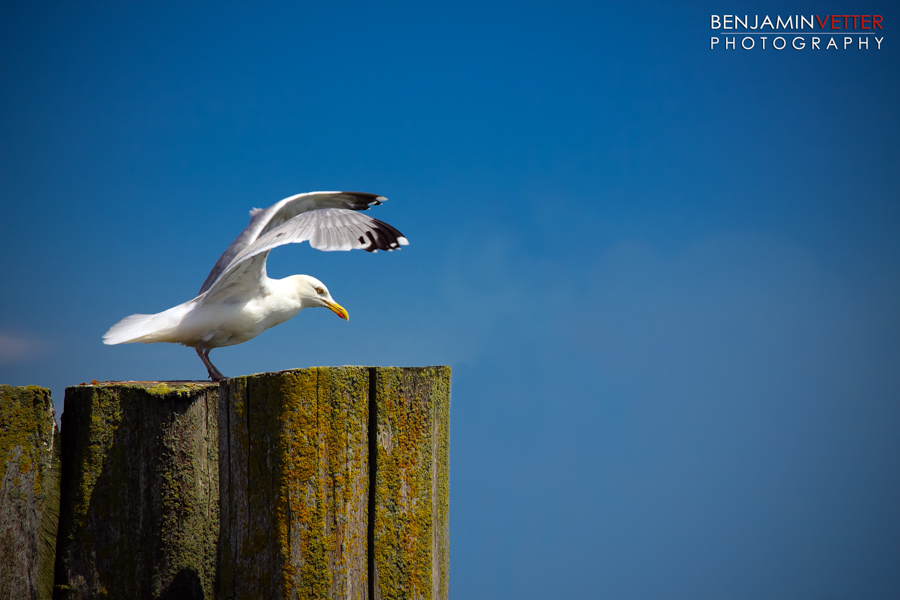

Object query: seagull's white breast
[177,279,303,348]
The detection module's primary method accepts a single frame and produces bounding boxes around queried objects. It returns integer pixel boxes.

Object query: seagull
[103,191,407,381]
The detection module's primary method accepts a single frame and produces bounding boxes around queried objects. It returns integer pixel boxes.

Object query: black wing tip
[358,218,409,252]
[340,192,387,210]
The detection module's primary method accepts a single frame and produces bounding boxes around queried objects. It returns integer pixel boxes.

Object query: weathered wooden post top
[0,385,60,600]
[218,366,450,600]
[2,366,449,600]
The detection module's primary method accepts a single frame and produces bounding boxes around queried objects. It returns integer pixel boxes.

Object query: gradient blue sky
[2,1,898,598]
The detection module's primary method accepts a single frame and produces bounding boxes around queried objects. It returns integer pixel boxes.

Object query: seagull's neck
[257,276,301,311]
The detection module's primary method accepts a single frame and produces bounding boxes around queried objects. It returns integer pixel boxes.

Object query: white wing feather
[200,207,407,305]
[105,190,407,349]
[199,191,394,294]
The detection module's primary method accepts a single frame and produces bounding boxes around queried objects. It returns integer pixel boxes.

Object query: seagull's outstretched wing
[200,197,408,304]
[200,191,402,294]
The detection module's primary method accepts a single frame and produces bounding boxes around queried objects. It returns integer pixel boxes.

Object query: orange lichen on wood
[371,366,451,600]
[218,367,369,600]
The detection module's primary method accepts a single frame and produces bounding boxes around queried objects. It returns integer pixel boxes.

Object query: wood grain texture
[21,366,450,600]
[371,367,450,600]
[218,367,370,600]
[0,385,61,600]
[52,382,219,600]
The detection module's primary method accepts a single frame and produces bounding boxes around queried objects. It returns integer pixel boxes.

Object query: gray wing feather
[233,208,406,265]
[199,253,270,306]
[200,207,407,302]
[199,191,391,294]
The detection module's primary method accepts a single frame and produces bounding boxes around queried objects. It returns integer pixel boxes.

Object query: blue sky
[2,1,898,598]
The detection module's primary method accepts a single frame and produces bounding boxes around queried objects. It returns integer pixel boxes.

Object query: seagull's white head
[291,275,349,321]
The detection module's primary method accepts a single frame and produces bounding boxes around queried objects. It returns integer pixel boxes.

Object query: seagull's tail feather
[103,303,191,345]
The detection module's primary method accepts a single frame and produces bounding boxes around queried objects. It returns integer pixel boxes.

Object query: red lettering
[814,14,883,30]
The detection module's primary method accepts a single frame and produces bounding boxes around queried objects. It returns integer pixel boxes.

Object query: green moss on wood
[1,385,60,600]
[372,366,451,600]
[53,381,219,600]
[1,386,56,498]
[218,368,370,600]
[317,367,369,599]
[195,365,448,600]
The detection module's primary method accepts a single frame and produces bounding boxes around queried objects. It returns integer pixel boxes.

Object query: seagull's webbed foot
[196,345,227,382]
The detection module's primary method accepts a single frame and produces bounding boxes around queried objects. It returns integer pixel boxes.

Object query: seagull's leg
[207,351,226,381]
[195,345,226,382]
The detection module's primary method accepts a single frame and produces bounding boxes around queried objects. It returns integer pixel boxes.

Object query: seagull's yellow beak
[325,299,349,321]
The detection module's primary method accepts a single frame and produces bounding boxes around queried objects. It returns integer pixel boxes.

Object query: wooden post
[53,382,219,600]
[370,367,450,600]
[23,366,448,599]
[218,367,370,599]
[218,366,450,600]
[0,385,61,600]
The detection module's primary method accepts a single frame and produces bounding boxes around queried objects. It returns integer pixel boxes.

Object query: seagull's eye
[315,287,324,295]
